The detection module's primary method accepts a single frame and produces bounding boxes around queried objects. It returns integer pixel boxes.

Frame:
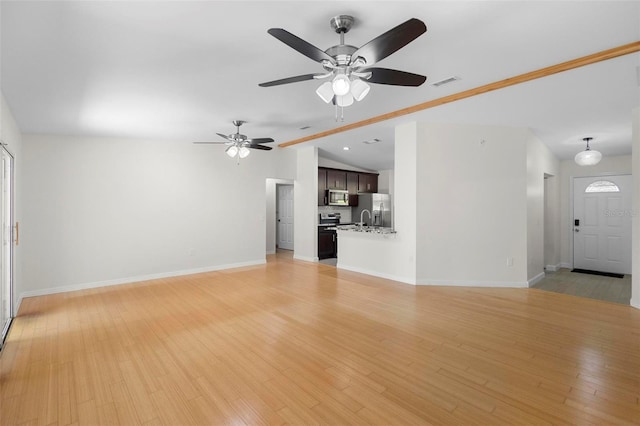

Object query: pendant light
[574,137,602,166]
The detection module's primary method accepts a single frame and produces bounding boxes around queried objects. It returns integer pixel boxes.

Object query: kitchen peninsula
[335,226,410,283]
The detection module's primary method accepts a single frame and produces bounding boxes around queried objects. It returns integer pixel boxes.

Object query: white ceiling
[2,1,639,171]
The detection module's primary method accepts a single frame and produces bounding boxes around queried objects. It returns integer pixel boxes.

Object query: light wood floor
[2,252,639,425]
[533,268,631,305]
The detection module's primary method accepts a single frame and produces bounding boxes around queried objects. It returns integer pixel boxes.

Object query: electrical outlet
[507,257,514,267]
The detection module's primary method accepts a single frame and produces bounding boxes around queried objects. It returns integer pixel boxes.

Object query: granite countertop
[334,224,397,234]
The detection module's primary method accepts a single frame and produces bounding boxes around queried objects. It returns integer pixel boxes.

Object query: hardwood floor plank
[110,380,143,425]
[343,384,429,425]
[2,252,639,425]
[193,376,248,425]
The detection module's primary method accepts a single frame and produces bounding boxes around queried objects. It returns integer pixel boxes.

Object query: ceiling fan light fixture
[332,73,351,96]
[316,81,334,103]
[336,93,354,107]
[574,137,602,166]
[238,146,251,158]
[226,145,239,158]
[350,78,370,101]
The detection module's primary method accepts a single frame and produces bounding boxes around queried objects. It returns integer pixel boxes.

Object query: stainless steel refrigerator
[353,193,392,227]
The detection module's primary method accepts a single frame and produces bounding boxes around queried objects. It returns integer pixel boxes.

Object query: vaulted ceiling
[2,1,639,170]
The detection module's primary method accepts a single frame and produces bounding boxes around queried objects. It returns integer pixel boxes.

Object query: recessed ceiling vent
[299,125,312,130]
[362,138,381,145]
[431,76,460,87]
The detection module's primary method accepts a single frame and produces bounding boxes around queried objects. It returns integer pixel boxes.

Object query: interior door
[1,147,14,347]
[573,175,632,274]
[277,184,294,250]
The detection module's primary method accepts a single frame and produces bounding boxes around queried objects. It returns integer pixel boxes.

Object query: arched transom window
[585,180,620,193]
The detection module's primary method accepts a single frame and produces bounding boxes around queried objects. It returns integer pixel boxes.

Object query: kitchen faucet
[360,209,371,227]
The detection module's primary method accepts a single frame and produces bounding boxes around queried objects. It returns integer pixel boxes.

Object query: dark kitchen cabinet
[318,167,378,205]
[318,168,327,206]
[326,169,347,190]
[346,172,359,193]
[358,173,378,193]
[318,228,337,259]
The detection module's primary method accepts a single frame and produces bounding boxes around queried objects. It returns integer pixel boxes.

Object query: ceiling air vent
[362,138,381,145]
[431,76,460,87]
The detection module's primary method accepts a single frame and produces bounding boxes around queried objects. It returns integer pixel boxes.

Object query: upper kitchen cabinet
[326,169,347,190]
[358,173,378,193]
[318,168,327,206]
[346,172,359,194]
[318,167,379,206]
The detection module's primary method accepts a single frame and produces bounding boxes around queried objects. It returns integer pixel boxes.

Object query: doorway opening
[533,173,632,305]
[543,173,556,272]
[276,184,294,251]
[265,178,294,256]
[1,145,14,349]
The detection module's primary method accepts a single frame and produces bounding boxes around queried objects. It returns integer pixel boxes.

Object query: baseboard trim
[17,259,267,304]
[545,264,560,272]
[527,272,546,287]
[293,255,318,263]
[336,263,416,285]
[416,279,529,288]
[266,250,276,255]
[631,298,640,310]
[559,262,571,269]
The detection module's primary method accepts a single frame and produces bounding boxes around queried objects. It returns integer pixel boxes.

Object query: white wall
[526,133,560,283]
[377,169,393,195]
[21,134,295,297]
[558,155,632,267]
[632,108,639,309]
[293,146,317,262]
[415,123,529,286]
[0,93,23,312]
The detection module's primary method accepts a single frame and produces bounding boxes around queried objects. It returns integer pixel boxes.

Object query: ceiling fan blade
[248,137,275,144]
[193,141,229,144]
[267,28,335,64]
[216,132,231,140]
[352,18,426,65]
[363,67,426,86]
[248,144,272,151]
[259,73,324,87]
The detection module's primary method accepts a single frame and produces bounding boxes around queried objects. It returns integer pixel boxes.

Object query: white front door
[573,175,632,274]
[277,184,294,250]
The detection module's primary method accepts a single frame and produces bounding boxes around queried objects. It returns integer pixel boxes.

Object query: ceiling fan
[194,120,274,162]
[259,15,427,113]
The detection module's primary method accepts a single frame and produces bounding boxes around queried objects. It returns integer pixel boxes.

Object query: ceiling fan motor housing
[325,45,358,66]
[330,15,354,34]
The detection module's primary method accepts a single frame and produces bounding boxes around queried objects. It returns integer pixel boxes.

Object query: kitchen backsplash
[318,205,352,223]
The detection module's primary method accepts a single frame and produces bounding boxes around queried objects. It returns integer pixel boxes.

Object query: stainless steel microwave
[327,189,349,206]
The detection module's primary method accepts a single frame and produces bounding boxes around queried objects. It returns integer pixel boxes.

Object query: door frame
[0,144,14,349]
[569,172,631,270]
[265,178,294,255]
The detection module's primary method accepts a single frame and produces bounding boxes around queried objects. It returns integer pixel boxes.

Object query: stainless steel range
[318,213,340,259]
